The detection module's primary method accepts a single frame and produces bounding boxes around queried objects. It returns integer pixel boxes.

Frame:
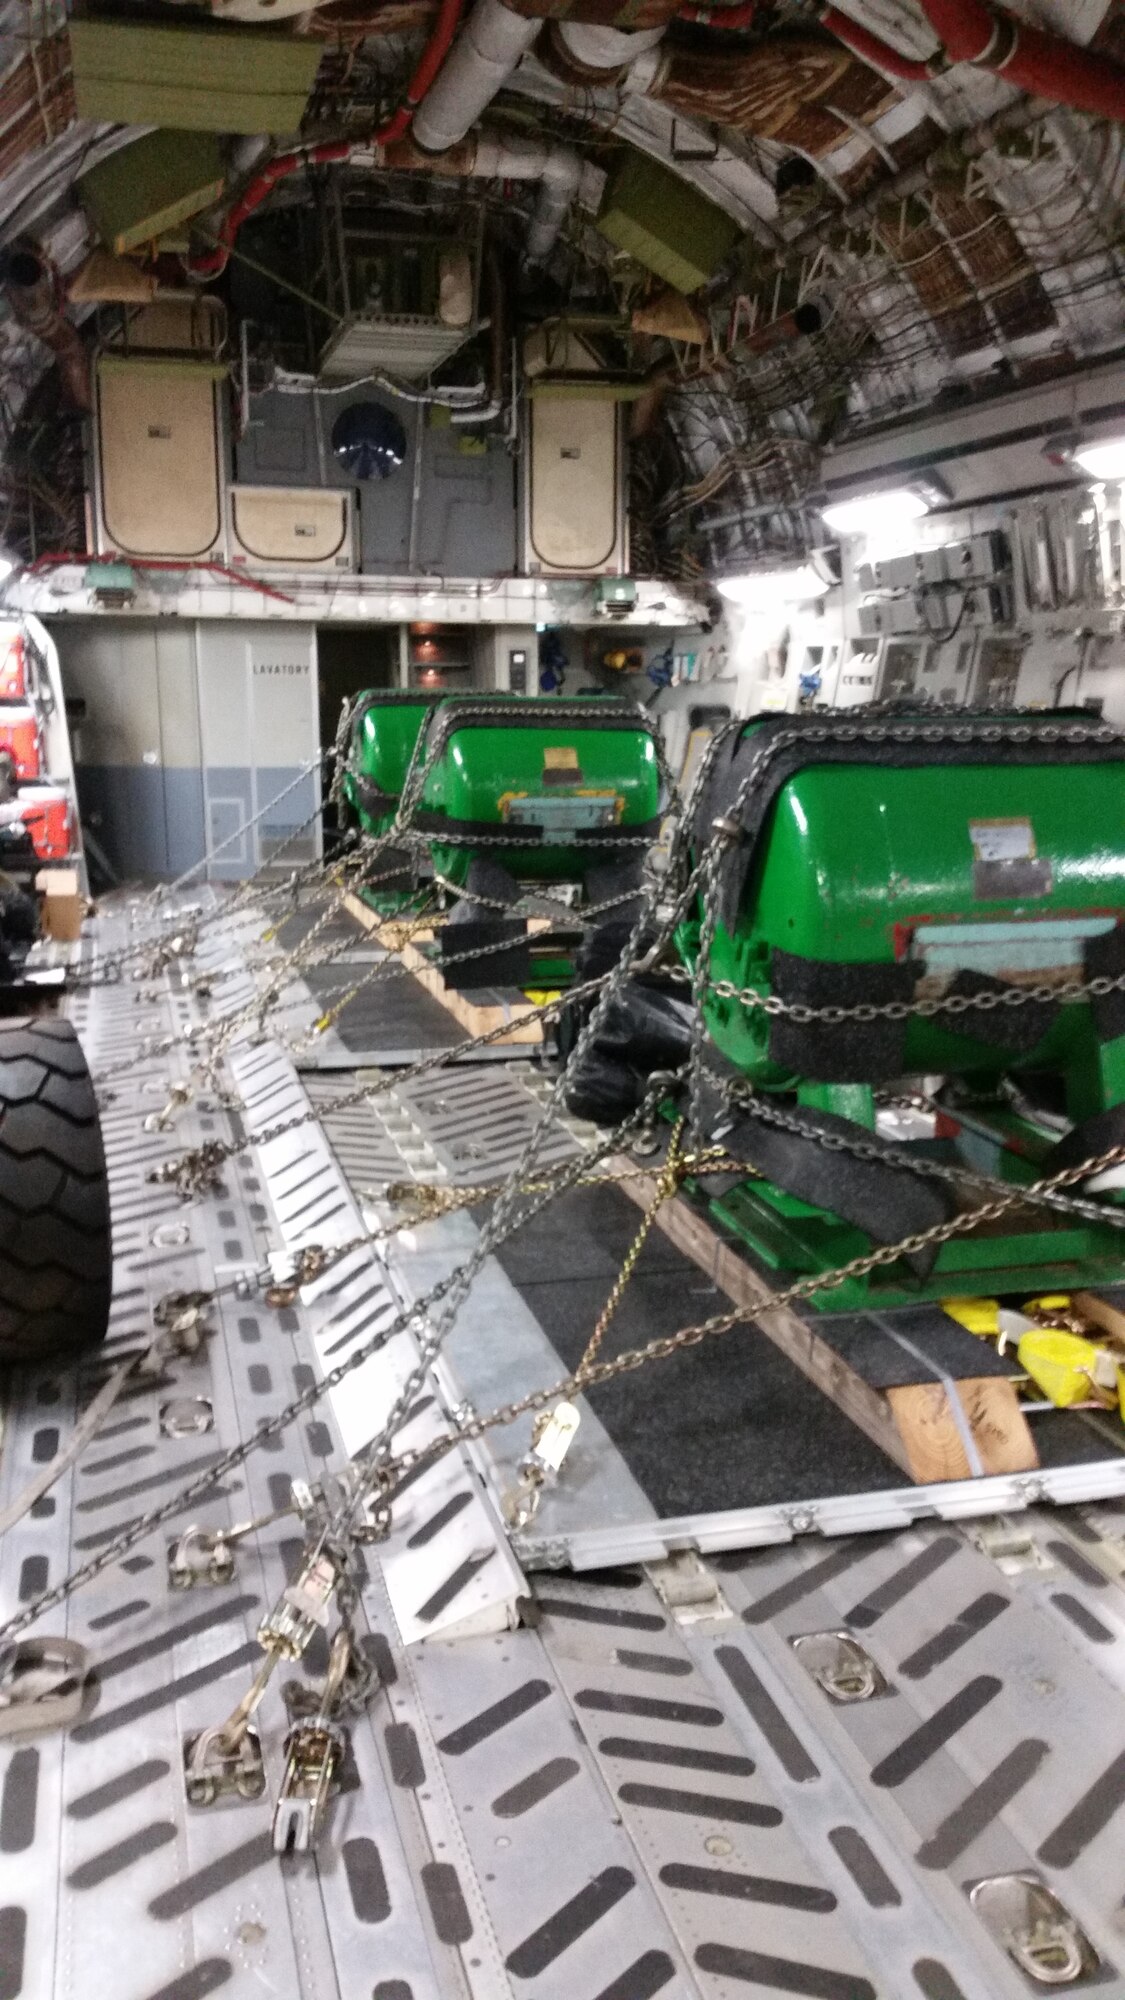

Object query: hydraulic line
[916,0,1125,123]
[187,0,465,278]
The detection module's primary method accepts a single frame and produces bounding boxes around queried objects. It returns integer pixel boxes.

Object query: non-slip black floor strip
[68,1760,170,1821]
[599,1737,755,1778]
[695,1943,876,1999]
[506,1867,635,1978]
[1037,1747,1125,1867]
[590,1951,676,2000]
[715,1646,820,1782]
[438,1680,551,1756]
[870,1677,1001,1789]
[898,1594,1008,1680]
[493,1758,580,1819]
[74,1643,261,1743]
[844,1537,959,1629]
[68,1820,177,1889]
[827,1827,902,1908]
[576,1691,723,1727]
[659,1862,836,1913]
[148,1831,274,1920]
[618,1782,782,1828]
[916,1739,1049,1869]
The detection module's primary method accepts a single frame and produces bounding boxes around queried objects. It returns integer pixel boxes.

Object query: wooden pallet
[614,1158,1040,1486]
[344,892,544,1047]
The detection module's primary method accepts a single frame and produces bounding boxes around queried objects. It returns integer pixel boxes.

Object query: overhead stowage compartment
[68,18,322,132]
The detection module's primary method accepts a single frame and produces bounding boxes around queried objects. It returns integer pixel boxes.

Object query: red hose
[820,7,934,82]
[915,0,1125,122]
[187,0,464,277]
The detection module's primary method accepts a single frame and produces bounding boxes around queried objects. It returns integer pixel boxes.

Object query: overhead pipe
[913,0,1125,123]
[1,245,89,409]
[541,20,666,90]
[818,7,937,82]
[411,0,542,152]
[384,128,583,259]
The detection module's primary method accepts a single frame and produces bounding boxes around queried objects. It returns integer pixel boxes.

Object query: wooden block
[614,1159,1039,1486]
[344,891,543,1047]
[887,1378,1037,1483]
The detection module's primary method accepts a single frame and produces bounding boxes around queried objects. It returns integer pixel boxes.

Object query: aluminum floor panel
[3,894,1125,2000]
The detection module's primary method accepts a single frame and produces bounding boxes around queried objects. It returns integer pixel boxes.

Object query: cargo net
[9,702,1125,1829]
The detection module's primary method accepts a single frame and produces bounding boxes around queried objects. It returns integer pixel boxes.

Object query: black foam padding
[489,1185,906,1515]
[437,918,531,992]
[1085,924,1125,1043]
[817,1305,1019,1388]
[720,1102,957,1278]
[1043,1101,1125,1175]
[302,956,461,1053]
[768,948,916,1082]
[697,711,1125,932]
[944,967,1058,1056]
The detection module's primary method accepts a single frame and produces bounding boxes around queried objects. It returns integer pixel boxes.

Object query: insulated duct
[411,0,542,152]
[2,246,89,410]
[914,0,1125,123]
[411,0,680,150]
[541,21,666,90]
[384,129,583,260]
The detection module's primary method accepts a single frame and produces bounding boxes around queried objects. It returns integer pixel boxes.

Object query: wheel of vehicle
[0,1015,111,1363]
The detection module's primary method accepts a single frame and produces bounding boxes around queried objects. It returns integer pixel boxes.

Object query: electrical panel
[875,638,929,700]
[973,635,1025,708]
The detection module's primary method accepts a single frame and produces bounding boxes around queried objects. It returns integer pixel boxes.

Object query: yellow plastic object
[524,989,562,1006]
[1023,1294,1073,1314]
[1018,1329,1106,1407]
[943,1297,1000,1337]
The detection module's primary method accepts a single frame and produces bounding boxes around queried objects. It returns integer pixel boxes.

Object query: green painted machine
[677,710,1125,1308]
[341,689,446,914]
[415,694,663,990]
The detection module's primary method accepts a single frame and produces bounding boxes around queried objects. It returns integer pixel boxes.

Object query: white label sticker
[969,818,1036,862]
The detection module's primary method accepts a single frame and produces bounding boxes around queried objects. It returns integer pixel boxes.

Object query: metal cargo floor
[3,891,1125,2000]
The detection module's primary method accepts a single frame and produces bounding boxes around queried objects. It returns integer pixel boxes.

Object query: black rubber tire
[0,1016,111,1364]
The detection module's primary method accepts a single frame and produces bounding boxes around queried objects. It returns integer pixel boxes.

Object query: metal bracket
[967,1515,1053,1576]
[183,1724,266,1808]
[168,1527,237,1590]
[0,1637,91,1737]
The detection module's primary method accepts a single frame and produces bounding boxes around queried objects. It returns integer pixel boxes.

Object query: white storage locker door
[527,396,621,574]
[95,356,225,559]
[228,486,354,572]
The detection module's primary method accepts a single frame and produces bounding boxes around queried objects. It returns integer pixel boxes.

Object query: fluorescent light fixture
[0,558,13,584]
[1074,436,1125,482]
[820,487,931,536]
[717,564,830,608]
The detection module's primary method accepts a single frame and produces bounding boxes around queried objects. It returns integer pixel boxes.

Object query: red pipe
[915,0,1125,123]
[678,2,757,27]
[188,0,464,277]
[820,7,935,82]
